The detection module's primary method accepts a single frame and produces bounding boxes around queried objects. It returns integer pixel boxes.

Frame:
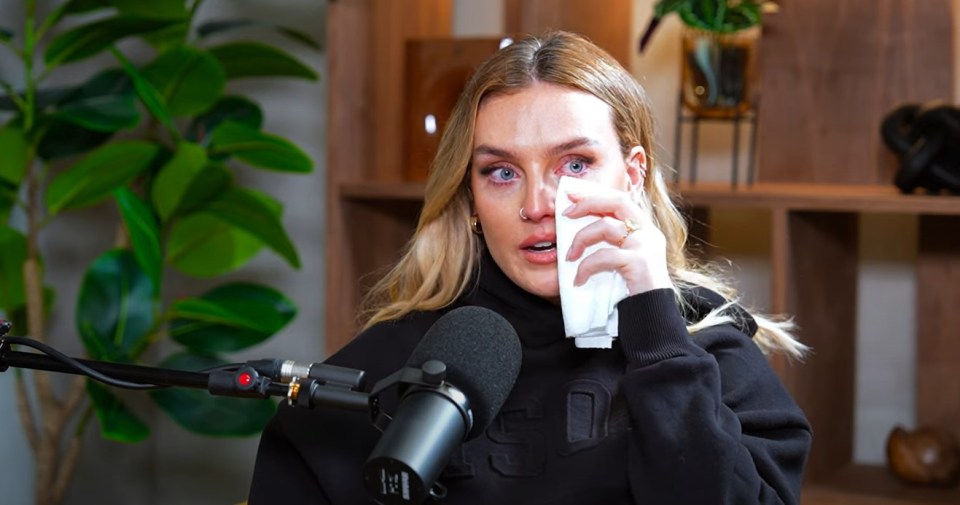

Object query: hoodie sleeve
[616,288,812,505]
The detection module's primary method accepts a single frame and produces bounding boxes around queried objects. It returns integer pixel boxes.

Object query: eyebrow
[473,137,600,160]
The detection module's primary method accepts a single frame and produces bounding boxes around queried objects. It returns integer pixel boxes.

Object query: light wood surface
[326,0,452,353]
[756,0,955,185]
[916,216,960,445]
[503,0,632,66]
[676,182,960,215]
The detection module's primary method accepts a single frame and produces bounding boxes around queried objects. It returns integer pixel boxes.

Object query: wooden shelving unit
[676,182,960,505]
[324,2,960,504]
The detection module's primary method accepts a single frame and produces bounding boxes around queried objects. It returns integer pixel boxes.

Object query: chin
[519,277,560,300]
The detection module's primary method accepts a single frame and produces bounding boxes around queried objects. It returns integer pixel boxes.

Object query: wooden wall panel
[784,212,859,481]
[756,0,955,185]
[370,0,453,182]
[503,0,632,67]
[326,0,451,354]
[916,215,960,444]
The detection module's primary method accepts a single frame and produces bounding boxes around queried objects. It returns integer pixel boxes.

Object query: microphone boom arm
[0,321,369,410]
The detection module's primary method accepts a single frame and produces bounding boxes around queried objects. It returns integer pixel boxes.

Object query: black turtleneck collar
[460,250,567,348]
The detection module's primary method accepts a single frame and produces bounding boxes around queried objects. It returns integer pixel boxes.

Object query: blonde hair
[361,31,806,359]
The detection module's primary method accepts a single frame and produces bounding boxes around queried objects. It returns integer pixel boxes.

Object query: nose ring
[520,207,529,221]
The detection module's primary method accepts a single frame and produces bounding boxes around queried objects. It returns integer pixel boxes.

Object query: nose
[521,178,556,222]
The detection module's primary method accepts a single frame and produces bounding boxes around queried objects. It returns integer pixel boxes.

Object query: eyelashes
[477,156,596,185]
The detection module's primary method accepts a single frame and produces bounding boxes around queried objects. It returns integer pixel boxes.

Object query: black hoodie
[249,252,811,505]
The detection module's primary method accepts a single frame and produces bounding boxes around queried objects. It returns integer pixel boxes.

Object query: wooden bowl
[886,425,960,487]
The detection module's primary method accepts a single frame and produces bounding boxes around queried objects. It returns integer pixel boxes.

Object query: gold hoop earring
[470,215,483,235]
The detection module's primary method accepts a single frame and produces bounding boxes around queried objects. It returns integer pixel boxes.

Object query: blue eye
[493,167,516,181]
[564,158,589,174]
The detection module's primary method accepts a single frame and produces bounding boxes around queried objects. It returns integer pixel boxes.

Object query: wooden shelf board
[676,182,960,215]
[339,180,960,216]
[803,464,960,505]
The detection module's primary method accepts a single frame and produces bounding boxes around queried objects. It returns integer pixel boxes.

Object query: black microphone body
[364,383,468,503]
[361,306,522,505]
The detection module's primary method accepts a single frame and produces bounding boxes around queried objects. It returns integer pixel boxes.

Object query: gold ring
[617,218,639,248]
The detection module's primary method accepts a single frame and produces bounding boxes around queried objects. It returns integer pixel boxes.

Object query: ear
[625,145,647,190]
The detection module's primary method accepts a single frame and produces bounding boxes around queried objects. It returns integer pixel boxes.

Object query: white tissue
[555,176,630,348]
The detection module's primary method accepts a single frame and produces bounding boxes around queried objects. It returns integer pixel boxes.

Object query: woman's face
[470,81,644,300]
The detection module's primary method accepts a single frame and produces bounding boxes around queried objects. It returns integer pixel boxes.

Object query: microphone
[362,306,521,505]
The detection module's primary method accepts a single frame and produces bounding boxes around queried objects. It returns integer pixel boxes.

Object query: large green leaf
[150,352,276,436]
[0,86,76,113]
[143,46,226,117]
[60,0,113,15]
[0,226,27,312]
[196,19,321,50]
[187,96,262,143]
[36,119,112,160]
[164,162,232,220]
[150,141,213,222]
[114,188,162,295]
[166,212,264,277]
[0,179,16,223]
[654,0,689,17]
[168,282,296,354]
[44,0,113,34]
[53,68,140,133]
[46,141,161,214]
[207,42,318,80]
[110,0,189,18]
[53,69,139,133]
[50,109,129,135]
[0,125,30,184]
[204,187,300,268]
[112,48,177,138]
[76,250,154,361]
[208,121,312,173]
[45,16,186,66]
[86,380,150,443]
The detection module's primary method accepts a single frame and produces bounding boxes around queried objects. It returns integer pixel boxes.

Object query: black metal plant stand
[672,92,759,188]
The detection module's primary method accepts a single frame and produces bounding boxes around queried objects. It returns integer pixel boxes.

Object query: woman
[249,31,811,504]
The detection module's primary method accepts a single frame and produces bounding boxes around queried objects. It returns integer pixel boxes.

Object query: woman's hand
[562,189,672,295]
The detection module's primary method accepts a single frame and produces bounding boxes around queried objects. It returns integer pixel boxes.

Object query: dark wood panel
[328,198,421,353]
[503,0,632,67]
[404,38,505,181]
[783,212,859,481]
[916,215,960,444]
[326,0,452,355]
[756,0,955,185]
[371,0,452,182]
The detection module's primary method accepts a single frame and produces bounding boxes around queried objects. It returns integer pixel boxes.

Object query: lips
[520,234,558,265]
[525,240,556,252]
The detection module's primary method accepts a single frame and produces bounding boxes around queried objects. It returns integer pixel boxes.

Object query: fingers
[573,248,645,286]
[563,191,638,222]
[561,189,670,294]
[565,216,631,261]
[572,234,670,293]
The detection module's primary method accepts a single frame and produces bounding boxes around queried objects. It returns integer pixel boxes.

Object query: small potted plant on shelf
[639,0,778,118]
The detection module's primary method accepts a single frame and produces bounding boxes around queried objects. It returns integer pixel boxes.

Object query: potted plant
[639,0,776,117]
[0,1,319,504]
